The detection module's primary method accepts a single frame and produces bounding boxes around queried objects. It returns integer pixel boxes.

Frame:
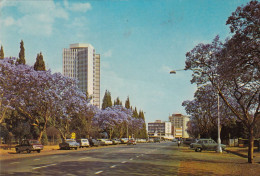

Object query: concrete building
[63,43,100,108]
[169,113,190,138]
[148,120,173,139]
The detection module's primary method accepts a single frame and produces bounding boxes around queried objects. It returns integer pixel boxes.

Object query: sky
[0,0,251,123]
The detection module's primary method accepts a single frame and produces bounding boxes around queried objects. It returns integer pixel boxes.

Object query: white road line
[136,156,139,158]
[34,159,40,161]
[10,162,20,165]
[78,157,89,160]
[121,161,127,163]
[110,165,116,168]
[129,158,133,160]
[95,171,103,174]
[32,163,56,170]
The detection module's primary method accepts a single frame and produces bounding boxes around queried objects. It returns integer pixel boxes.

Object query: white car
[98,139,113,146]
[77,138,90,148]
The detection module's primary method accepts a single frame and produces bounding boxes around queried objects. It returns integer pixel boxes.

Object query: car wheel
[37,150,41,153]
[75,147,78,150]
[16,149,20,154]
[196,148,202,152]
[26,149,31,153]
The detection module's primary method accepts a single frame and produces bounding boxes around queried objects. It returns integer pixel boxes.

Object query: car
[77,138,90,148]
[98,139,113,146]
[59,139,80,150]
[120,138,129,144]
[154,138,160,143]
[89,139,101,147]
[127,139,136,145]
[183,138,197,145]
[112,139,121,145]
[190,138,226,152]
[148,138,154,143]
[15,139,43,153]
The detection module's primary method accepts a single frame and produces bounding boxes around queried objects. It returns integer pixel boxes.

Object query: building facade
[169,114,189,138]
[63,43,100,108]
[148,120,173,139]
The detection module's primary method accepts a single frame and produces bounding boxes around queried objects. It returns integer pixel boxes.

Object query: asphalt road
[0,142,181,176]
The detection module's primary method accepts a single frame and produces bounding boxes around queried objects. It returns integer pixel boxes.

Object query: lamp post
[217,90,222,153]
[170,69,222,153]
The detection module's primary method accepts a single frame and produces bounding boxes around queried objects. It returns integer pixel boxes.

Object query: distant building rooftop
[70,43,94,49]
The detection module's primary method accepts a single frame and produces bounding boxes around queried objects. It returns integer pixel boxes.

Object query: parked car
[154,138,160,143]
[77,138,90,148]
[136,139,147,143]
[190,138,226,152]
[112,139,121,145]
[120,138,129,144]
[183,138,197,145]
[98,139,113,146]
[15,139,43,153]
[90,139,101,147]
[148,138,154,143]
[59,139,80,150]
[127,139,136,145]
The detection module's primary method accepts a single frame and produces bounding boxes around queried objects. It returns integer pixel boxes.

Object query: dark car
[183,138,197,145]
[89,139,101,147]
[59,139,80,150]
[154,138,160,143]
[15,139,43,153]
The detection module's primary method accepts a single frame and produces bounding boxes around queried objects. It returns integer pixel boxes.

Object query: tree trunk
[248,127,254,163]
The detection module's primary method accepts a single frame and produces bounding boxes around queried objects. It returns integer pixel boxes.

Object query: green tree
[0,45,4,59]
[16,40,26,65]
[125,96,130,109]
[133,107,138,118]
[34,52,46,71]
[102,90,112,110]
[114,97,122,106]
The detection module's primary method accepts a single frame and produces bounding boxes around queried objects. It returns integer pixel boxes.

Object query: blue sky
[0,0,251,123]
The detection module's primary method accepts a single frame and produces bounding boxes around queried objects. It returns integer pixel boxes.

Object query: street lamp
[217,89,222,153]
[170,69,222,153]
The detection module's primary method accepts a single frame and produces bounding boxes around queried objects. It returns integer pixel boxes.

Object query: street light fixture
[170,69,222,153]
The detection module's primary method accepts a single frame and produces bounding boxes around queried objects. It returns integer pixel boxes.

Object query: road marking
[136,156,139,158]
[95,171,103,174]
[129,158,133,160]
[121,161,127,163]
[110,165,116,168]
[34,159,40,161]
[10,162,20,165]
[32,163,56,170]
[78,157,90,160]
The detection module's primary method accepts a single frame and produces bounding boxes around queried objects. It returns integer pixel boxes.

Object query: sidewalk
[178,146,260,175]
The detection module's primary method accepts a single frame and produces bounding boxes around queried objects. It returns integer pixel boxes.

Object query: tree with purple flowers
[185,1,259,163]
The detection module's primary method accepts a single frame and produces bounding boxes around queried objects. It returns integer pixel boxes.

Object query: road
[0,142,181,176]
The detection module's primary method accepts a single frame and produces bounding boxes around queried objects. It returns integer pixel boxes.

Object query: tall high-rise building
[62,43,100,108]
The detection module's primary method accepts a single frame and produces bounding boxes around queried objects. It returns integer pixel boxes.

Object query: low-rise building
[148,120,173,140]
